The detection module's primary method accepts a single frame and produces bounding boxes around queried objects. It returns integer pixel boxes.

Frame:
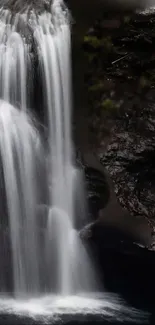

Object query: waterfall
[0,0,97,297]
[0,101,44,295]
[0,10,30,110]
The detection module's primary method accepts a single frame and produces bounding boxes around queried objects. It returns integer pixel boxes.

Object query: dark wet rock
[77,7,155,308]
[101,130,155,222]
[80,220,155,311]
[99,98,155,227]
[81,9,155,238]
[76,150,110,220]
[85,167,110,219]
[0,228,13,293]
[80,151,152,247]
[80,222,94,240]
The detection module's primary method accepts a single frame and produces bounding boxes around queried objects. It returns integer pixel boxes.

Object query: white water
[0,101,43,294]
[0,9,29,110]
[0,0,96,297]
[33,2,97,295]
[34,11,87,293]
[0,293,149,323]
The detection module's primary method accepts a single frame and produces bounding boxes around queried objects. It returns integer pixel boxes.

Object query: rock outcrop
[81,151,152,247]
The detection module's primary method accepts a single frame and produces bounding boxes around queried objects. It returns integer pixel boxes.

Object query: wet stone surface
[82,8,155,233]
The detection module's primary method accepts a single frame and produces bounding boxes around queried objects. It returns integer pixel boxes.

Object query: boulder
[81,220,155,311]
[82,151,152,247]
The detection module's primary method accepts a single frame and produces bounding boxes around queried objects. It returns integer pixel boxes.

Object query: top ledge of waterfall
[0,0,67,16]
[0,0,70,46]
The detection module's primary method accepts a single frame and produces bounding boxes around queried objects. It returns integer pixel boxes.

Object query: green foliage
[84,36,102,49]
[100,98,116,111]
[139,76,150,89]
[146,70,155,85]
[86,53,97,63]
[89,81,105,92]
[123,16,131,24]
[84,35,113,53]
[102,36,113,52]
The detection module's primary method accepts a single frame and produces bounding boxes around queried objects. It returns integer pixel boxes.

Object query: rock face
[1,0,52,13]
[76,8,155,305]
[77,9,155,247]
[101,114,155,225]
[85,167,110,219]
[85,221,155,312]
[67,0,148,25]
[82,152,152,247]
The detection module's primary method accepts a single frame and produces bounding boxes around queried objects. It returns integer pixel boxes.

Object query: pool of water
[0,293,150,325]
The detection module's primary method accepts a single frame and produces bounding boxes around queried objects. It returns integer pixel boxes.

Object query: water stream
[0,0,96,297]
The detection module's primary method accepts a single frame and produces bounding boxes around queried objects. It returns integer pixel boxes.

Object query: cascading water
[0,0,97,297]
[0,10,29,110]
[0,101,44,295]
[34,4,96,295]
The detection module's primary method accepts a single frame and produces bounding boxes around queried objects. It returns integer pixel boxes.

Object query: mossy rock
[100,98,117,111]
[102,36,113,52]
[123,16,131,24]
[89,81,105,92]
[84,35,103,49]
[146,70,155,85]
[85,53,97,63]
[139,76,151,89]
[83,35,113,53]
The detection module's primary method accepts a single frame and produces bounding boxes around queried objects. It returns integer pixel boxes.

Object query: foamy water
[0,293,149,324]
